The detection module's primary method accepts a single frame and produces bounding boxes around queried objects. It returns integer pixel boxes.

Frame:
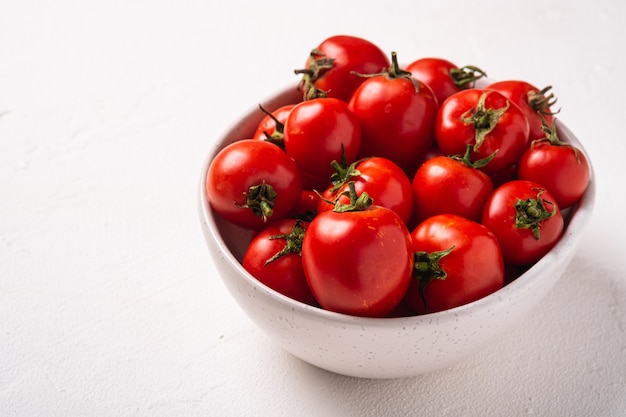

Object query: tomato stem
[257,104,286,149]
[449,65,487,89]
[514,188,557,240]
[530,116,582,163]
[265,220,307,265]
[329,159,362,193]
[294,48,333,100]
[237,181,277,222]
[451,144,498,169]
[413,246,455,312]
[351,51,421,93]
[460,91,510,151]
[329,148,367,193]
[527,85,559,115]
[333,181,372,212]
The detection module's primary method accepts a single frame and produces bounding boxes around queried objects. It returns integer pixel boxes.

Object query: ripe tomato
[517,120,590,209]
[292,189,319,221]
[284,97,361,186]
[404,214,504,314]
[404,57,487,106]
[302,184,414,317]
[252,104,295,146]
[295,34,390,102]
[243,219,317,305]
[481,180,564,265]
[486,80,557,141]
[411,148,494,223]
[348,52,438,174]
[206,139,302,230]
[435,88,530,174]
[317,156,414,225]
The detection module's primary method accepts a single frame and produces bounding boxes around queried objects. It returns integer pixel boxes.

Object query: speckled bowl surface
[198,84,595,379]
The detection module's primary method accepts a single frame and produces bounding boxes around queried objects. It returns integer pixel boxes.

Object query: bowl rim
[198,83,596,328]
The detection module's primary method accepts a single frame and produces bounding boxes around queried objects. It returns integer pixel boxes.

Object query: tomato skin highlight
[405,214,505,314]
[481,180,564,266]
[411,155,494,223]
[302,205,414,317]
[206,139,302,230]
[243,219,316,305]
[517,140,590,209]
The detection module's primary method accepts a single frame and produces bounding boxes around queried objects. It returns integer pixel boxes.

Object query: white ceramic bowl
[198,84,596,379]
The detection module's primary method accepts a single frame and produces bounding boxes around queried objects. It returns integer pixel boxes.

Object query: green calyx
[265,220,307,265]
[527,85,559,115]
[294,48,334,100]
[532,116,582,163]
[460,91,510,151]
[449,65,487,89]
[413,246,455,312]
[333,181,373,213]
[352,51,421,93]
[237,181,277,222]
[451,144,498,169]
[257,104,285,149]
[328,146,368,193]
[514,188,557,240]
[329,159,362,193]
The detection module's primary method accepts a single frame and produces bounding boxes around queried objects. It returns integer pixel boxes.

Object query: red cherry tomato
[486,80,557,141]
[481,180,564,265]
[206,139,302,230]
[404,57,487,105]
[292,189,320,221]
[302,185,414,317]
[243,219,317,305]
[295,35,390,102]
[284,97,361,185]
[435,88,530,174]
[349,52,438,174]
[318,157,414,225]
[253,104,296,146]
[404,214,504,314]
[411,150,494,223]
[517,120,590,209]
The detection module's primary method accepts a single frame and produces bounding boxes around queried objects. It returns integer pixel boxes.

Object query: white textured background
[1,1,625,416]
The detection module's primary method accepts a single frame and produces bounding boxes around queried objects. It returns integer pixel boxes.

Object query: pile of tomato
[205,34,591,318]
